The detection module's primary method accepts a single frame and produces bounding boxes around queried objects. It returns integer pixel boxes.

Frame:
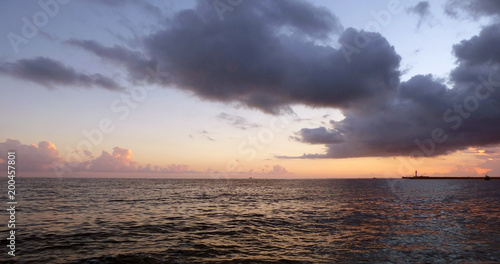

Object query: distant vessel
[402,170,429,179]
[402,171,499,180]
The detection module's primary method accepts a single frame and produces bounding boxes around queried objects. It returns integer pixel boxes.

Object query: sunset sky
[1,0,500,178]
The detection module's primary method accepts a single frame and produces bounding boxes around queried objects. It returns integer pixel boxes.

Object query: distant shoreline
[402,176,499,180]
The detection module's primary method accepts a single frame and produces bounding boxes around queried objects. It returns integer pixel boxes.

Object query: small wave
[76,253,169,264]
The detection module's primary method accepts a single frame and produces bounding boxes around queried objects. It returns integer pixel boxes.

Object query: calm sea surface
[1,178,499,263]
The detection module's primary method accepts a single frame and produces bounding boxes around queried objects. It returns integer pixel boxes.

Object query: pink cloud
[0,139,61,171]
[271,164,289,174]
[138,163,191,173]
[1,139,195,174]
[251,164,290,175]
[89,147,138,172]
[74,146,192,173]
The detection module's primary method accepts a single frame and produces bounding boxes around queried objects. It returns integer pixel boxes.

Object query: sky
[1,0,500,178]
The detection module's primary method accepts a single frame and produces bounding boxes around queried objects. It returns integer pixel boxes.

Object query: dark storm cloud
[65,39,157,82]
[445,0,500,18]
[86,0,163,18]
[407,1,432,28]
[66,39,142,63]
[450,23,500,88]
[59,0,401,114]
[290,26,500,159]
[287,2,500,159]
[0,57,124,91]
[9,0,498,159]
[291,75,455,158]
[290,75,500,158]
[292,127,344,144]
[216,113,261,130]
[140,0,400,114]
[452,24,500,66]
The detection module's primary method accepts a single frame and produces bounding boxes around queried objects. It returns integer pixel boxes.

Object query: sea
[1,178,499,264]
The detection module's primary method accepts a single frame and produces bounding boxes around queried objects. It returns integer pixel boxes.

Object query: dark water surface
[1,178,499,263]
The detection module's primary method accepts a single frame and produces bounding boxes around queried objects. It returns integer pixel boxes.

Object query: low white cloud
[271,165,289,174]
[89,147,138,172]
[0,139,193,174]
[138,163,191,173]
[0,139,61,171]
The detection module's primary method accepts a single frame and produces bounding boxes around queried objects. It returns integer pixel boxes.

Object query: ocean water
[1,178,499,263]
